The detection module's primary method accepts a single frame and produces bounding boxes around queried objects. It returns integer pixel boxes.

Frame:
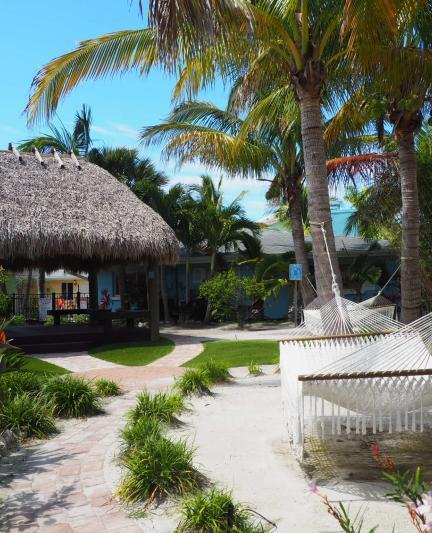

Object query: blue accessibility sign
[289,263,303,281]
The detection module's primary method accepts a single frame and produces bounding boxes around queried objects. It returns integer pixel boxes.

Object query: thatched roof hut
[0,150,179,271]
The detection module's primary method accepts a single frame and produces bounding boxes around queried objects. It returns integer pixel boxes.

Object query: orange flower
[0,329,7,344]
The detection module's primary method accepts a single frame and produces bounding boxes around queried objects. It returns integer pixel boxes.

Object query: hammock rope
[279,223,431,457]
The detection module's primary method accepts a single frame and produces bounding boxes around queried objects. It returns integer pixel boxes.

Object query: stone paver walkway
[0,334,204,532]
[148,334,203,367]
[37,352,120,372]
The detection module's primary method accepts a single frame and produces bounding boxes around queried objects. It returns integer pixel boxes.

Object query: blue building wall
[95,199,377,318]
[330,200,358,237]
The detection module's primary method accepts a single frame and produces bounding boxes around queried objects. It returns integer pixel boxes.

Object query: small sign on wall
[39,297,52,321]
[289,264,303,281]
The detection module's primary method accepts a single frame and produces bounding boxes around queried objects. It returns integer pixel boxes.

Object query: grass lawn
[23,357,70,374]
[88,337,175,366]
[183,340,279,368]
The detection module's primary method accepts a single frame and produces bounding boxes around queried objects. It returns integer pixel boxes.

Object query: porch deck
[6,324,150,354]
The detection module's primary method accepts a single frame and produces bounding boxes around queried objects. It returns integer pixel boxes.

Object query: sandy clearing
[174,371,411,531]
[110,369,413,532]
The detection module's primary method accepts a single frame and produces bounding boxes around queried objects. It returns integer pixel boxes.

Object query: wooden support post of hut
[148,260,160,342]
[0,149,179,341]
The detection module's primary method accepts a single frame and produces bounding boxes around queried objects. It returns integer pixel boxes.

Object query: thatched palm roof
[0,150,179,270]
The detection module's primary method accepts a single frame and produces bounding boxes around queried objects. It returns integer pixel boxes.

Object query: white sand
[119,369,413,532]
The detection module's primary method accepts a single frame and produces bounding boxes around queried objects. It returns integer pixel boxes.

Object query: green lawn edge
[88,337,175,366]
[183,340,279,368]
[23,357,70,374]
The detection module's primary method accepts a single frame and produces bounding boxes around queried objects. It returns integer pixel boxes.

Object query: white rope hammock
[279,224,431,457]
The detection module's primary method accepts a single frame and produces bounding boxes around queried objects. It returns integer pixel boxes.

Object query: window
[192,268,206,284]
[61,282,73,300]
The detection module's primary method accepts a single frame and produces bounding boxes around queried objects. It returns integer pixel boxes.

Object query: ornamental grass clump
[93,378,122,397]
[200,359,231,384]
[117,436,203,505]
[174,369,211,397]
[43,375,103,418]
[0,371,46,403]
[176,488,265,532]
[128,391,185,425]
[120,416,163,454]
[247,361,263,376]
[0,392,57,439]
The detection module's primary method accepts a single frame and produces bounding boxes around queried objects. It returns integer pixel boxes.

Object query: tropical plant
[338,3,432,322]
[174,369,211,397]
[345,127,432,308]
[120,416,163,454]
[176,488,265,532]
[199,359,231,384]
[199,269,267,323]
[0,345,25,377]
[341,243,385,302]
[19,104,93,155]
[247,361,263,376]
[117,436,203,505]
[127,390,185,425]
[0,370,45,401]
[141,98,316,306]
[93,378,122,397]
[42,375,102,418]
[0,392,57,439]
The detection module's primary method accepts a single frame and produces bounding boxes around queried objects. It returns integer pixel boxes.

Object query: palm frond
[26,29,157,124]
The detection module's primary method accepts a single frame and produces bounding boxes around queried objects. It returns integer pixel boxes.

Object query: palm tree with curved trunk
[141,98,315,305]
[23,1,350,302]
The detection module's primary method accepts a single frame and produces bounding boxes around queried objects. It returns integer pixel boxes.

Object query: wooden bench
[47,309,89,326]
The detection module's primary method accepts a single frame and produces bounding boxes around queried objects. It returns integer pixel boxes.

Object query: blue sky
[0,0,271,220]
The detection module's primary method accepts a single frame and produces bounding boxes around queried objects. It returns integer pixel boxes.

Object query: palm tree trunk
[160,264,170,323]
[299,95,342,301]
[185,254,191,305]
[288,187,315,306]
[397,129,421,323]
[204,249,217,322]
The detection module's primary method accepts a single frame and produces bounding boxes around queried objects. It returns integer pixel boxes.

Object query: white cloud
[110,123,140,139]
[92,125,114,136]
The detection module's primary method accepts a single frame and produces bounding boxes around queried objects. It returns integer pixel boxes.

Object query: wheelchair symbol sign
[289,264,302,281]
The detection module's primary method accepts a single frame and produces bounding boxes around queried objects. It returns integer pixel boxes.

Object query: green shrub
[200,359,231,384]
[73,314,89,324]
[0,393,57,439]
[0,371,45,403]
[43,375,102,418]
[117,436,203,504]
[93,378,122,397]
[128,391,185,425]
[174,369,211,397]
[121,417,163,453]
[247,361,263,376]
[176,488,264,532]
[9,314,26,326]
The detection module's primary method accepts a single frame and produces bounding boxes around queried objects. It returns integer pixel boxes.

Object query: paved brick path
[36,352,120,372]
[0,335,203,532]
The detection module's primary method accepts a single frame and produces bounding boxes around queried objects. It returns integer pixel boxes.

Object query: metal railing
[6,293,90,321]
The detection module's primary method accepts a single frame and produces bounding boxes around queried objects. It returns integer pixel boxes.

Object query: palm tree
[190,175,261,321]
[345,126,432,309]
[341,2,432,322]
[23,1,352,302]
[141,98,316,305]
[19,104,93,155]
